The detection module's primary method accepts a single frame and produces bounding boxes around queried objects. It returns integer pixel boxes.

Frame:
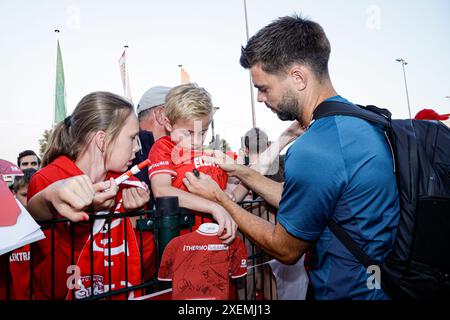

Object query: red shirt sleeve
[230,237,248,278]
[157,237,178,281]
[27,172,52,202]
[148,138,178,179]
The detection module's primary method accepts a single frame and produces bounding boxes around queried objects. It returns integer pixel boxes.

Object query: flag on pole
[54,40,66,125]
[180,67,190,84]
[118,49,132,101]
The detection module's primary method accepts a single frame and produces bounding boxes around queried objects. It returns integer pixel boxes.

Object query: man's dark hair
[17,150,41,166]
[244,127,269,154]
[240,14,331,78]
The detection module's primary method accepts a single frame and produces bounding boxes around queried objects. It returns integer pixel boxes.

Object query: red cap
[414,109,449,121]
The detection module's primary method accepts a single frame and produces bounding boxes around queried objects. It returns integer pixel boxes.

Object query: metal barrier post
[137,197,194,263]
[136,197,194,293]
[155,197,181,260]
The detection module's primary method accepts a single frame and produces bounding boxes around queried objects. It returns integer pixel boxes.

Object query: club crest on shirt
[74,275,104,299]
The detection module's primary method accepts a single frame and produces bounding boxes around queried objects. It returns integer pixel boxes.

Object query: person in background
[243,128,284,183]
[238,127,309,300]
[8,168,37,299]
[414,108,450,127]
[12,168,36,207]
[133,86,171,209]
[17,150,40,171]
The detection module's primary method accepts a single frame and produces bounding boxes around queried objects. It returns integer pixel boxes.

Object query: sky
[1,0,449,163]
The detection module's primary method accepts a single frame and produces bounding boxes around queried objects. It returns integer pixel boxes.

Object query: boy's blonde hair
[164,83,213,124]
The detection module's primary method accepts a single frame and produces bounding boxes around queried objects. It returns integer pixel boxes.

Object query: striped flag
[118,49,132,101]
[54,40,66,124]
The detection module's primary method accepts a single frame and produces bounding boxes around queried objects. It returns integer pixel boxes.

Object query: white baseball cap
[136,86,171,115]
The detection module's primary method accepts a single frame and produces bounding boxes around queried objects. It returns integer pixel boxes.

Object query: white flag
[118,50,132,101]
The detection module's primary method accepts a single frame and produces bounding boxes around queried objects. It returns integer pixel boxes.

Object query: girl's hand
[45,175,96,222]
[122,182,150,211]
[92,178,119,212]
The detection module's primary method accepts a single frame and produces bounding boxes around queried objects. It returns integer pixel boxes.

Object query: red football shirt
[8,245,31,299]
[148,136,228,230]
[26,156,155,299]
[26,156,88,299]
[0,254,9,300]
[158,224,247,300]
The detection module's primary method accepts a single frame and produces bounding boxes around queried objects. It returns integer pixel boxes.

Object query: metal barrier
[1,197,277,300]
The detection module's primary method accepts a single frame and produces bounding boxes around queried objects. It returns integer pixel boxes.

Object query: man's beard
[271,90,305,125]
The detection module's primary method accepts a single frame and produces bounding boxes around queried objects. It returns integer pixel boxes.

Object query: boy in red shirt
[148,84,236,243]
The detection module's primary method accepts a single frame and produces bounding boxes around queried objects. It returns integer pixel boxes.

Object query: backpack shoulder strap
[328,220,375,269]
[314,100,391,269]
[313,100,391,127]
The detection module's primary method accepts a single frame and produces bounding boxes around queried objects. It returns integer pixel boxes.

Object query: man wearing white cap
[137,86,172,142]
[132,86,171,209]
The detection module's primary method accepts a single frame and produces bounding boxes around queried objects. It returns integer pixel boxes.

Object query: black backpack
[312,100,450,299]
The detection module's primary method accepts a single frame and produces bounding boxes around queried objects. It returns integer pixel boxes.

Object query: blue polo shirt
[277,96,400,300]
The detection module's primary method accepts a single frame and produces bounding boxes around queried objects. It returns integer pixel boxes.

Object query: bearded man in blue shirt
[183,14,400,300]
